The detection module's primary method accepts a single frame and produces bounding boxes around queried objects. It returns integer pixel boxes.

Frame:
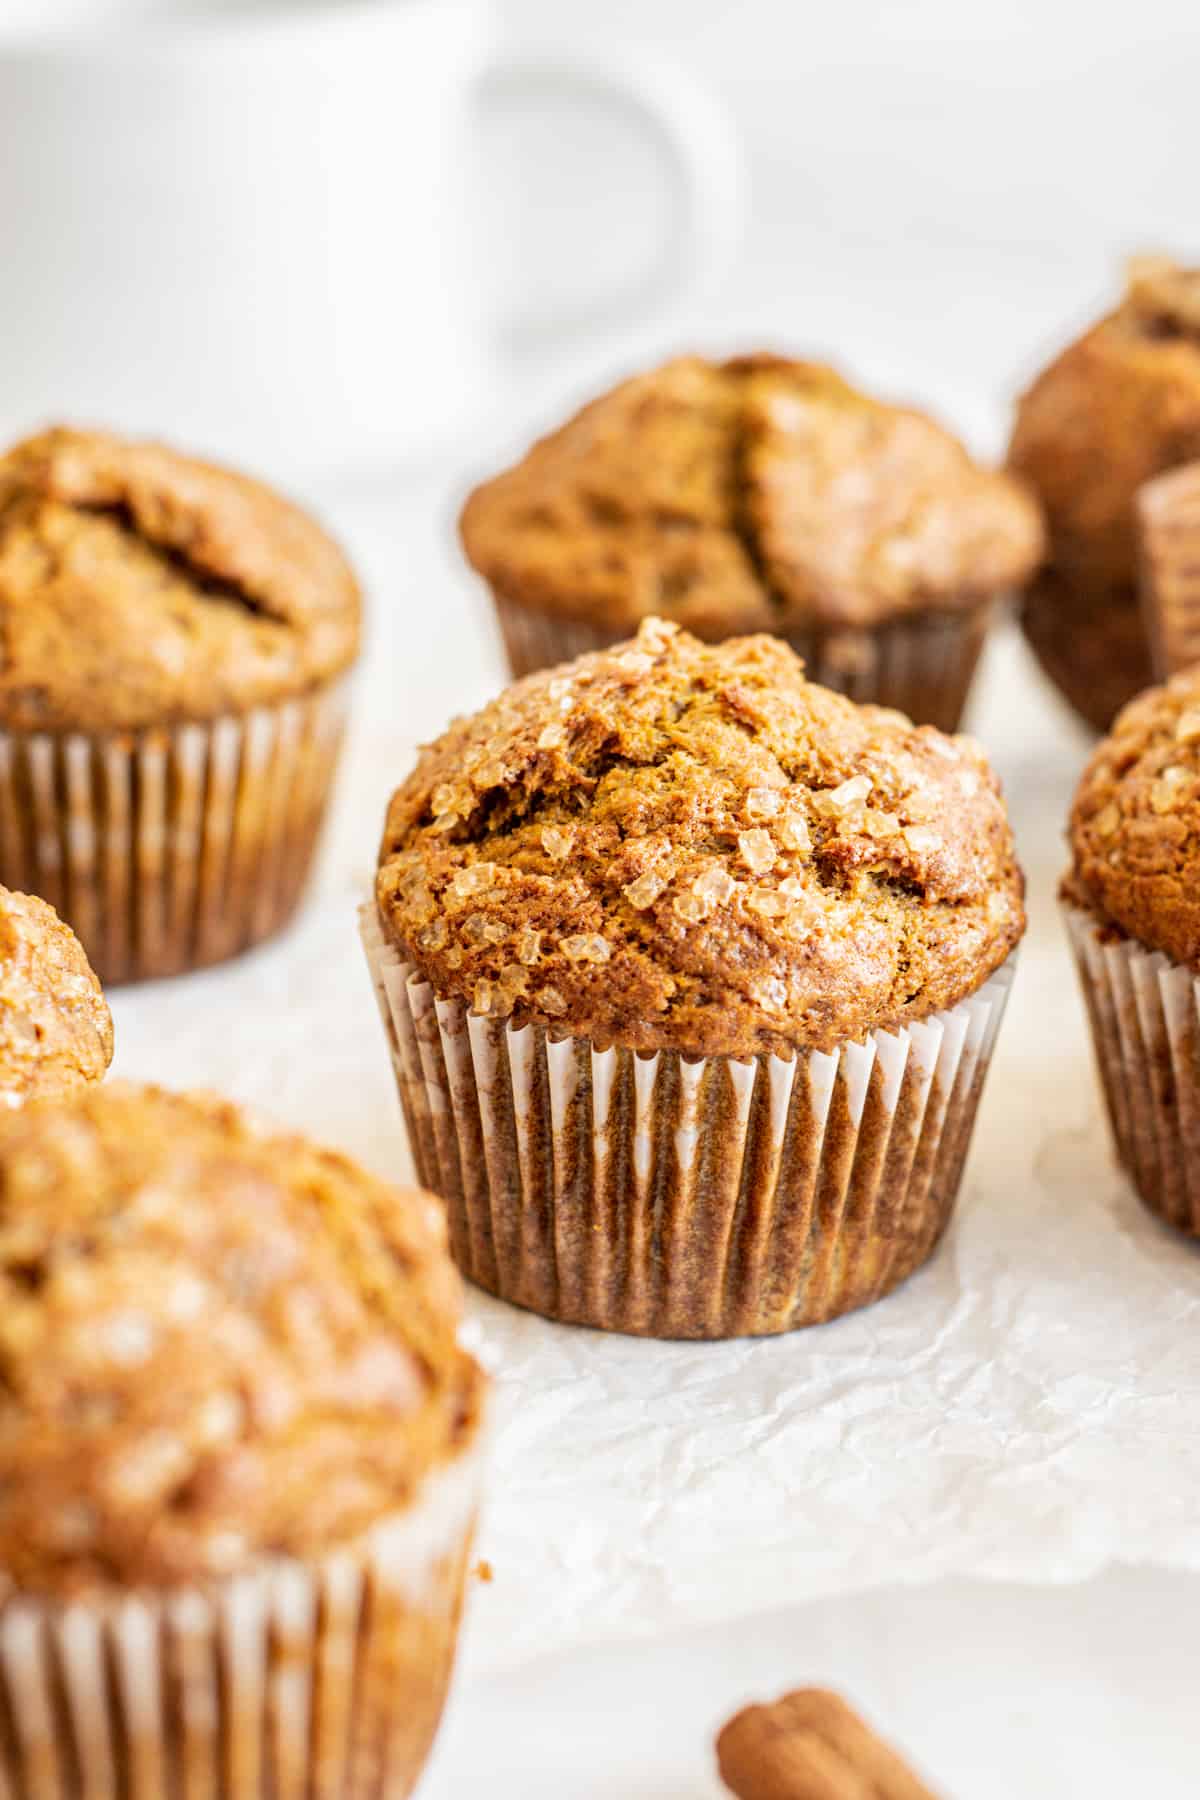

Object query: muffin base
[0,680,348,985]
[0,1431,482,1800]
[361,906,1014,1339]
[1064,901,1200,1235]
[1020,571,1152,734]
[492,592,994,733]
[1138,461,1200,680]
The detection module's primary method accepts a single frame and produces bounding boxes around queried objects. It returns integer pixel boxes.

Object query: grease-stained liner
[0,680,349,986]
[1065,901,1200,1236]
[0,1429,482,1800]
[491,591,994,734]
[362,905,1015,1339]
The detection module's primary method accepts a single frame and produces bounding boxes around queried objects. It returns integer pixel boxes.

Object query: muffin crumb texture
[0,887,112,1106]
[1067,667,1200,965]
[377,621,1024,1058]
[0,425,361,732]
[0,1084,480,1599]
[461,354,1043,634]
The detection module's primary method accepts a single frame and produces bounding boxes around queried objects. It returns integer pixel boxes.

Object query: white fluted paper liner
[361,906,1015,1338]
[0,679,348,985]
[0,1434,482,1800]
[491,591,993,734]
[1064,902,1200,1234]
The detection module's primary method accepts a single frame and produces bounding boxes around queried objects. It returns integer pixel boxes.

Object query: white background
[42,0,1200,1791]
[492,0,1200,452]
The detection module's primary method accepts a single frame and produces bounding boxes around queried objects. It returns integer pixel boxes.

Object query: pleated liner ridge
[490,591,994,735]
[362,906,1015,1339]
[1065,902,1200,1235]
[1139,463,1200,680]
[0,1436,483,1800]
[0,680,348,985]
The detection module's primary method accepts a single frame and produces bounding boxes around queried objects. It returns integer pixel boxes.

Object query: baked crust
[1066,664,1200,966]
[0,427,361,731]
[377,619,1025,1059]
[0,1083,482,1599]
[0,886,112,1105]
[461,355,1042,634]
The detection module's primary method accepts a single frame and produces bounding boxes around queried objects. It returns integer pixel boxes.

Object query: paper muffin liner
[1138,461,1200,680]
[1020,570,1151,735]
[491,591,993,733]
[1064,901,1200,1235]
[361,906,1015,1338]
[0,679,349,985]
[0,1429,482,1800]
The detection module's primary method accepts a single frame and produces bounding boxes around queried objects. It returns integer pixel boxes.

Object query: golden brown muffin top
[0,888,112,1107]
[0,427,362,732]
[1065,666,1200,965]
[1010,258,1200,595]
[0,1083,483,1600]
[460,354,1043,634]
[377,620,1024,1058]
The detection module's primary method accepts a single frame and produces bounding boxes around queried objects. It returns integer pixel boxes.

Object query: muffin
[1063,668,1200,1236]
[0,425,361,983]
[0,884,112,1105]
[361,619,1023,1338]
[1009,256,1200,730]
[460,354,1044,732]
[0,1082,486,1800]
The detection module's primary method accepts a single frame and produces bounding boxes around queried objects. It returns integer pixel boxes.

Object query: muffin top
[0,427,361,732]
[0,1083,482,1599]
[460,354,1043,634]
[377,620,1024,1058]
[1010,257,1200,595]
[1066,667,1200,965]
[0,887,112,1107]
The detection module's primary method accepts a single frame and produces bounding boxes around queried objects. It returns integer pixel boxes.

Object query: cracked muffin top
[1010,258,1200,595]
[0,426,361,732]
[459,354,1043,633]
[1066,667,1200,965]
[377,620,1024,1058]
[0,887,112,1107]
[0,1082,483,1599]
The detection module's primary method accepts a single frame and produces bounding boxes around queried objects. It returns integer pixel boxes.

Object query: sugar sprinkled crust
[1067,666,1200,965]
[0,887,112,1105]
[0,426,361,732]
[377,621,1024,1058]
[0,1083,482,1599]
[460,353,1043,635]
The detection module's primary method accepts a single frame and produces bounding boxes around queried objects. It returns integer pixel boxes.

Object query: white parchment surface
[111,488,1200,1680]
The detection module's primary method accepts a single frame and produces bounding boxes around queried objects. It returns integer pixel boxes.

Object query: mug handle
[476,47,742,346]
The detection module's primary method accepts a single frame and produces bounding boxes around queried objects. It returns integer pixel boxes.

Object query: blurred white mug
[0,0,740,478]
